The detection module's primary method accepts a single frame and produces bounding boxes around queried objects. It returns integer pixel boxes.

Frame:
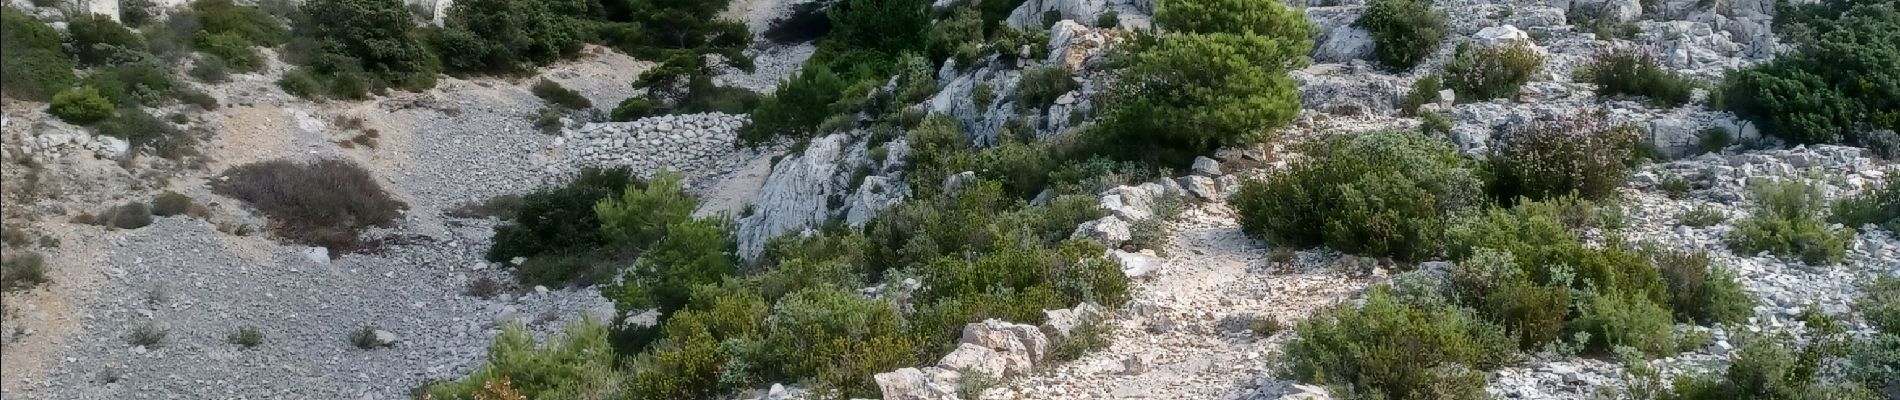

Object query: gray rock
[937,343,1010,377]
[736,134,852,259]
[1112,250,1162,278]
[1191,156,1223,176]
[1040,302,1107,345]
[1075,216,1133,247]
[1313,25,1375,63]
[1180,176,1221,202]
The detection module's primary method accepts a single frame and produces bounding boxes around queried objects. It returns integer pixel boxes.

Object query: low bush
[151,191,194,217]
[96,107,197,159]
[0,252,48,292]
[1234,131,1483,262]
[486,167,635,262]
[194,31,266,71]
[425,319,621,400]
[1486,112,1639,202]
[763,287,915,397]
[1575,289,1677,355]
[602,218,735,314]
[1862,276,1900,334]
[227,326,264,348]
[1668,333,1879,399]
[84,60,180,107]
[1831,175,1899,232]
[1355,0,1450,70]
[349,326,383,349]
[1441,42,1543,103]
[1154,0,1313,38]
[1678,203,1728,227]
[121,0,157,26]
[48,87,118,125]
[291,0,440,95]
[128,322,169,347]
[67,14,148,67]
[1282,285,1514,400]
[190,58,232,83]
[1016,65,1076,111]
[2,7,77,101]
[531,79,592,110]
[1581,47,1698,107]
[1400,75,1442,116]
[102,202,154,229]
[1649,248,1752,325]
[211,159,407,254]
[1727,178,1852,265]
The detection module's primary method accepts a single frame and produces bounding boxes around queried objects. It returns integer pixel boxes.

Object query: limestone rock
[1112,249,1161,277]
[959,319,1051,374]
[737,133,851,259]
[1191,156,1222,176]
[1313,25,1375,63]
[1041,302,1107,345]
[937,343,1009,377]
[1074,216,1133,247]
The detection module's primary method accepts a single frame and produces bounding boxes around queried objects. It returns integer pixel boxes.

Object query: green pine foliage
[424,319,622,400]
[1154,0,1313,38]
[66,14,148,67]
[595,170,698,249]
[486,167,637,263]
[288,0,440,97]
[48,87,117,125]
[431,0,587,75]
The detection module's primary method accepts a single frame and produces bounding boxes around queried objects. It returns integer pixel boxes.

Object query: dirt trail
[992,205,1373,399]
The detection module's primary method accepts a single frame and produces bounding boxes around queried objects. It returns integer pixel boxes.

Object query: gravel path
[994,205,1372,399]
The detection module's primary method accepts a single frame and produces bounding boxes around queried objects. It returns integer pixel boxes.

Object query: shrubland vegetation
[211,159,406,255]
[1720,2,1898,157]
[1486,112,1639,202]
[1233,131,1483,262]
[1354,0,1449,70]
[1727,178,1853,265]
[1831,172,1900,233]
[1439,42,1543,102]
[1580,47,1698,107]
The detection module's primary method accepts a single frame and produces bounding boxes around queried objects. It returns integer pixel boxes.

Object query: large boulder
[1073,216,1133,247]
[874,367,961,400]
[937,343,1010,377]
[959,319,1051,375]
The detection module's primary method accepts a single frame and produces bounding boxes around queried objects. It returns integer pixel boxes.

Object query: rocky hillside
[1,0,1895,397]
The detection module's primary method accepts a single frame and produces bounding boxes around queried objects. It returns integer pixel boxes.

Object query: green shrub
[1234,131,1483,262]
[1355,0,1450,70]
[84,60,180,107]
[0,252,48,292]
[128,322,169,347]
[121,0,158,26]
[894,53,936,103]
[432,0,586,75]
[1095,32,1308,165]
[1581,47,1699,107]
[1863,277,1900,334]
[2,7,77,101]
[1096,10,1120,27]
[764,287,915,397]
[611,97,661,121]
[1849,333,1900,394]
[972,82,995,109]
[1016,65,1076,111]
[1832,175,1899,232]
[624,283,768,398]
[1718,3,1897,149]
[1727,178,1853,265]
[1678,203,1728,227]
[212,159,407,254]
[742,65,848,143]
[226,326,264,348]
[1668,333,1880,399]
[531,79,592,110]
[1401,75,1443,116]
[191,0,289,45]
[151,191,194,216]
[1441,42,1543,102]
[1648,248,1752,325]
[595,170,697,248]
[1282,286,1514,400]
[1486,113,1639,202]
[67,14,148,67]
[96,107,196,159]
[426,319,621,400]
[1575,289,1677,355]
[827,0,929,56]
[926,7,982,66]
[190,57,232,83]
[195,31,266,71]
[603,218,736,315]
[1154,0,1313,38]
[487,167,635,262]
[294,0,439,92]
[48,87,117,125]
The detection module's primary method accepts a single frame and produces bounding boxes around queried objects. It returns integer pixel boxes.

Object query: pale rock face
[1040,302,1107,345]
[937,343,1011,377]
[1313,25,1376,63]
[1473,25,1538,50]
[1112,250,1161,277]
[874,367,962,400]
[736,133,850,259]
[845,175,908,226]
[1074,216,1133,247]
[958,319,1051,375]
